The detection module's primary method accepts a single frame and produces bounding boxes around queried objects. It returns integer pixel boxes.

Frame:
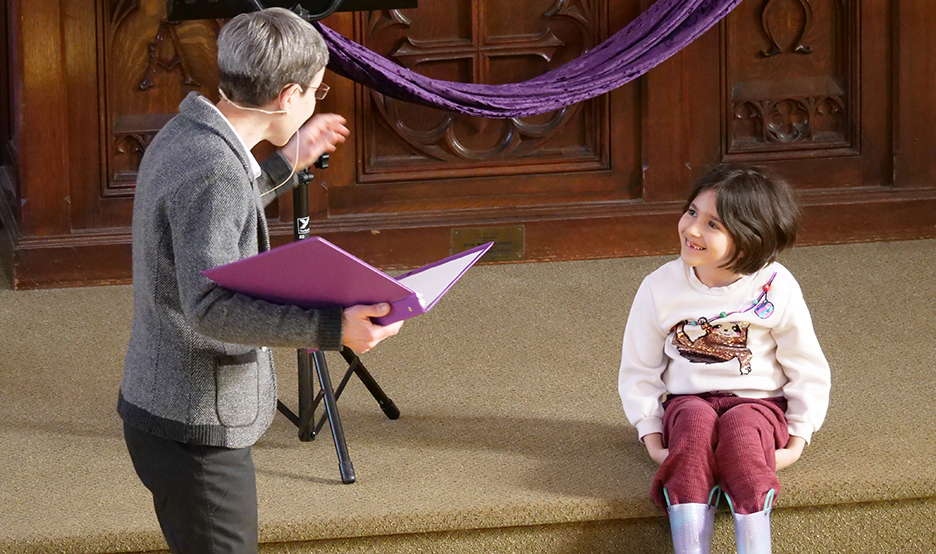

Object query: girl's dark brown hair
[684,167,801,275]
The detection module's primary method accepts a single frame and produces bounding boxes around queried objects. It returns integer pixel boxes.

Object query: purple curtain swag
[314,0,743,119]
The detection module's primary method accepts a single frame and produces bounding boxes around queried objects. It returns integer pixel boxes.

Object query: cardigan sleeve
[256,150,300,207]
[166,160,343,350]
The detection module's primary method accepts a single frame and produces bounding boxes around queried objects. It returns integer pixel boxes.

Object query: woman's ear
[277,84,303,113]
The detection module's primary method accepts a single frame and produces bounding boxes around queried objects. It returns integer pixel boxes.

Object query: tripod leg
[340,346,400,420]
[297,349,316,441]
[312,350,356,484]
[276,400,299,426]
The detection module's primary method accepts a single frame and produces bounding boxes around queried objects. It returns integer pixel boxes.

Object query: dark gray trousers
[123,423,259,554]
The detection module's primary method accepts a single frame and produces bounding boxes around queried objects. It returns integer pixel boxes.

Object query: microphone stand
[276,156,399,484]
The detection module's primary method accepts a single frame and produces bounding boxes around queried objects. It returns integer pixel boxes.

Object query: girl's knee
[717,403,775,435]
[668,397,719,429]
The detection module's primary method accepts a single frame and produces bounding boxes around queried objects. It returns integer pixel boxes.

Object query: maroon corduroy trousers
[651,394,789,515]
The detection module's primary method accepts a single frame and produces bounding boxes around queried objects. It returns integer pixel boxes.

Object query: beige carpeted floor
[1,240,935,553]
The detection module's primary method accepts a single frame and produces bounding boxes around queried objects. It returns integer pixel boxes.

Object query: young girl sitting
[618,167,831,554]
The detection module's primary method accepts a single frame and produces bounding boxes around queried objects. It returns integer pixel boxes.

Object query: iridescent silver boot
[665,487,719,554]
[728,489,774,554]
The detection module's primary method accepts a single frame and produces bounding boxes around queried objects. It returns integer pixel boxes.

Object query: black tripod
[275,158,400,484]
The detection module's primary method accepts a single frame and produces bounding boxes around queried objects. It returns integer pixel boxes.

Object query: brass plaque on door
[452,226,525,262]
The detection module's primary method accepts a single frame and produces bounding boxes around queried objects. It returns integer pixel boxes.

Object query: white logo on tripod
[298,217,310,235]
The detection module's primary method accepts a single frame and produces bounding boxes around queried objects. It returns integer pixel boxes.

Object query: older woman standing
[118,9,403,553]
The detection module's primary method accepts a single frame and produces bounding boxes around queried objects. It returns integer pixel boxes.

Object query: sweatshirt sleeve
[772,278,831,443]
[618,277,670,441]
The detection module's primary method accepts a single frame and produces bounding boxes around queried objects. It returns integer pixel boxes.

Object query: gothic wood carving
[103,1,221,197]
[139,20,203,91]
[110,114,176,194]
[360,0,605,178]
[726,0,853,156]
[730,91,847,150]
[110,0,140,39]
[759,0,814,57]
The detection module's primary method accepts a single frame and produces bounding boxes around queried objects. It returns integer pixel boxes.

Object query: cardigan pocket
[215,351,260,427]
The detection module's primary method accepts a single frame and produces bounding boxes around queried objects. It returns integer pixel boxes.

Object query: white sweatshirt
[618,259,830,443]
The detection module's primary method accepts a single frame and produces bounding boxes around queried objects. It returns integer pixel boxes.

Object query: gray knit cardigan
[118,93,343,449]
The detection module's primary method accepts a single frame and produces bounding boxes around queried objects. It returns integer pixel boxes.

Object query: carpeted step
[1,240,934,554]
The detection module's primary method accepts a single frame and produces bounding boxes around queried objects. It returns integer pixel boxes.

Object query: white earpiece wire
[218,88,288,115]
[260,133,300,198]
[216,88,301,197]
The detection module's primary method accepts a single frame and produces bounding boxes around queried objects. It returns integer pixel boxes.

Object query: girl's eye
[687,208,697,216]
[708,221,719,229]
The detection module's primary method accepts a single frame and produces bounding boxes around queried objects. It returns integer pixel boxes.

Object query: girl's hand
[643,433,669,465]
[775,436,806,470]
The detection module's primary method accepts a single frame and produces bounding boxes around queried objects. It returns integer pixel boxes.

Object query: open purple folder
[203,237,493,326]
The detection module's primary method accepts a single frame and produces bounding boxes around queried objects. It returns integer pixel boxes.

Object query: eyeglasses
[314,82,330,101]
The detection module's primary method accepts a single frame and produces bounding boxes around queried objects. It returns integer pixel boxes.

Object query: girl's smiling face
[677,188,741,287]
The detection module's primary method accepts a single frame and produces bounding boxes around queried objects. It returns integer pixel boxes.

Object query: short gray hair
[217,8,329,106]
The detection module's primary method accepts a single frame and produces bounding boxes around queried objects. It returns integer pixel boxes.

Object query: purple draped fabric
[315,0,743,119]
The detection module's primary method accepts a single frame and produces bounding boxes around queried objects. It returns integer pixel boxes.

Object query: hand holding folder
[342,302,403,354]
[203,237,493,326]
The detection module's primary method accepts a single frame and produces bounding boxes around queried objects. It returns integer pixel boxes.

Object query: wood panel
[1,0,15,268]
[894,1,936,189]
[721,0,891,192]
[11,0,71,238]
[0,1,11,169]
[1,0,935,289]
[320,1,638,219]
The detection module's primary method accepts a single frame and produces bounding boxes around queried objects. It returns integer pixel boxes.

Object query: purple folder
[203,237,493,326]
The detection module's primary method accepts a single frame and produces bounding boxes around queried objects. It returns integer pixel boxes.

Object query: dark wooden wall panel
[13,0,71,238]
[65,0,105,232]
[894,1,936,190]
[1,0,15,284]
[0,1,11,169]
[330,1,632,217]
[722,0,889,188]
[1,0,935,289]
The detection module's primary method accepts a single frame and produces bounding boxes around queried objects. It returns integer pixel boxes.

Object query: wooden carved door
[305,0,643,268]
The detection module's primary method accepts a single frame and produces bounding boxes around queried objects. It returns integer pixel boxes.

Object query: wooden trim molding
[12,231,133,289]
[9,186,936,289]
